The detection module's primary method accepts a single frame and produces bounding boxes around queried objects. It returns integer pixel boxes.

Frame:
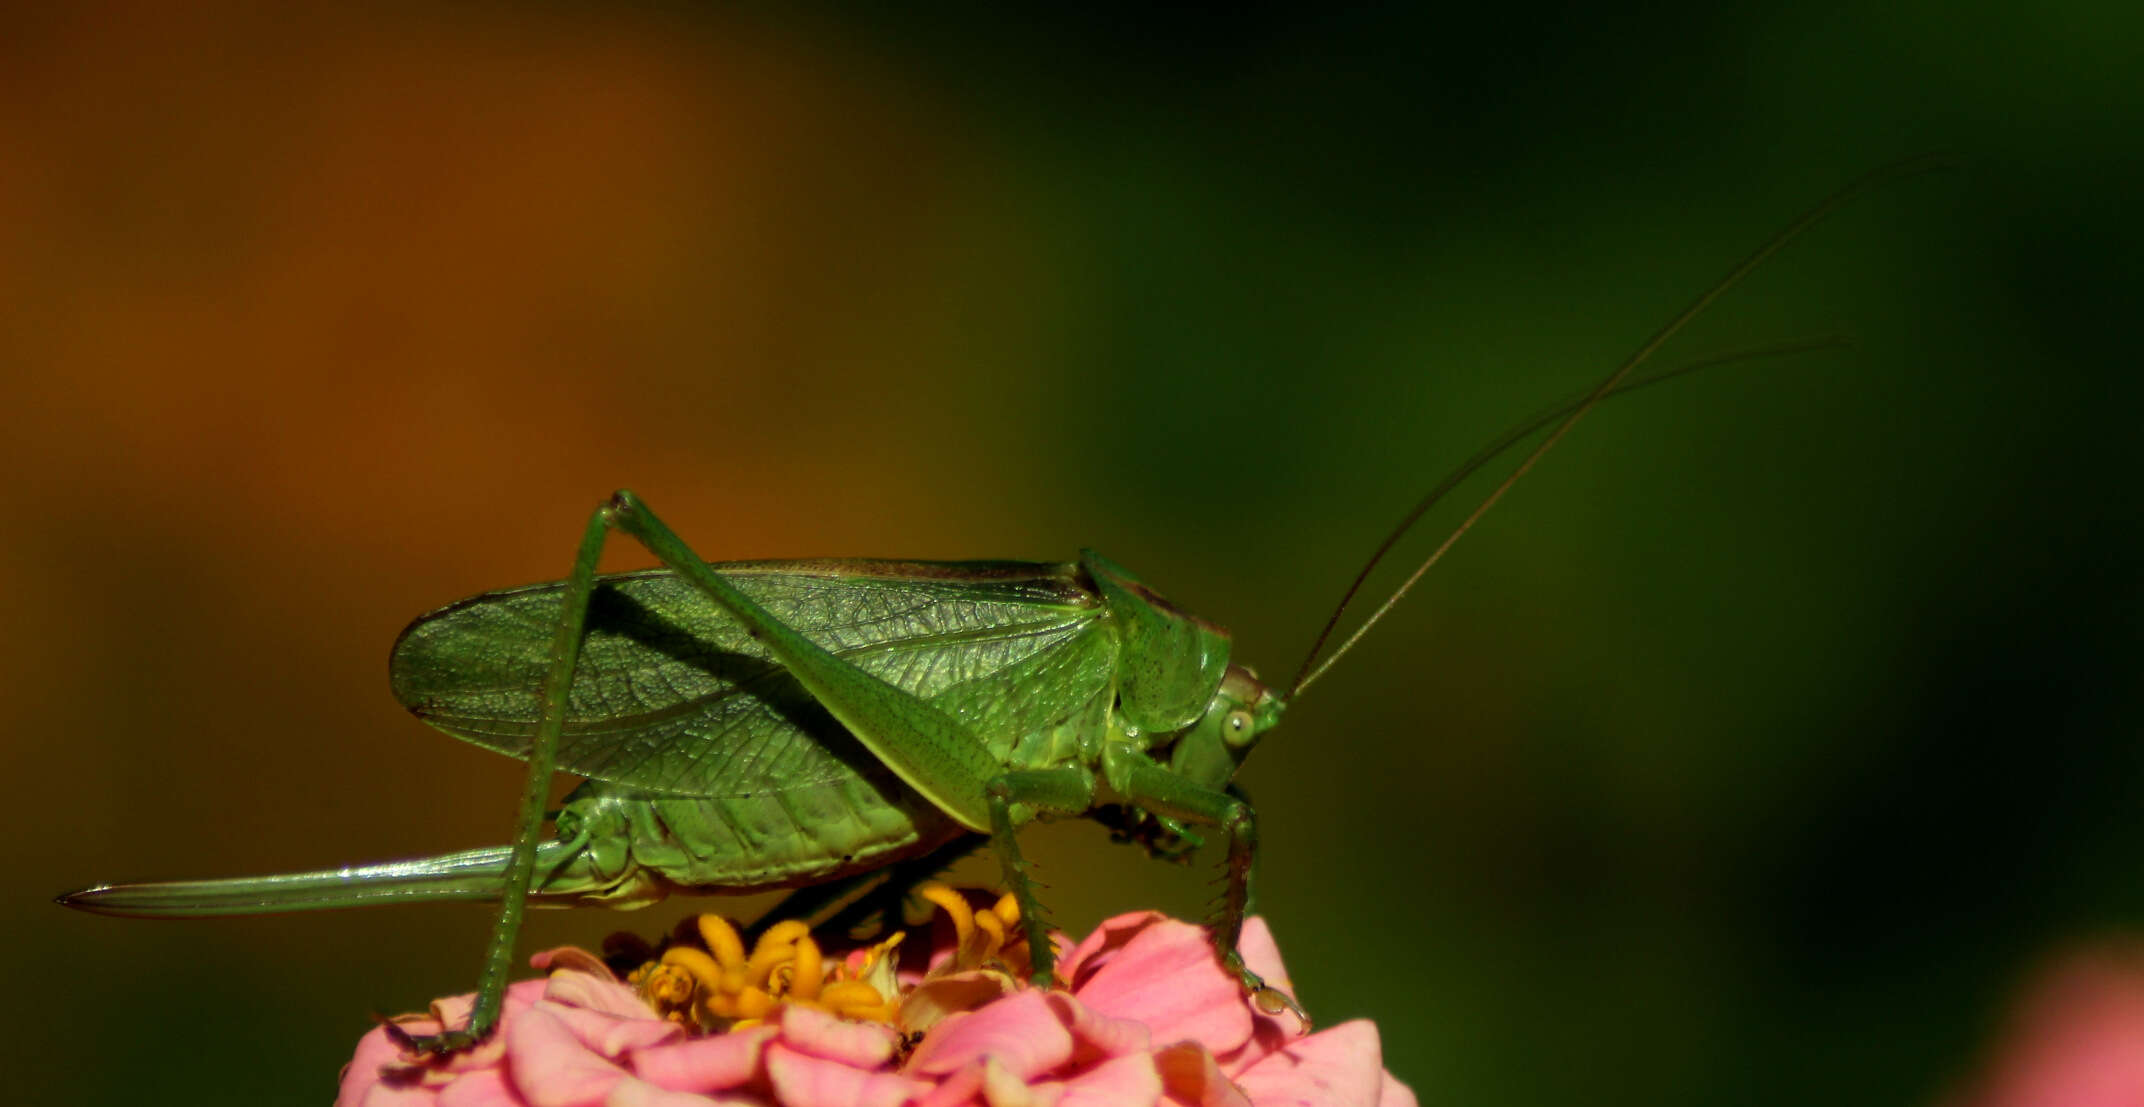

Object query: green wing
[390,560,1115,798]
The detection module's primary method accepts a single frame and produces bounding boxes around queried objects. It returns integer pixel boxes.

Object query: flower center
[630,915,904,1029]
[625,882,1048,1033]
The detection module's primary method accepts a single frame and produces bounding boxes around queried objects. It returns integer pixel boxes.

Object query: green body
[64,518,1287,1045]
[393,556,1243,907]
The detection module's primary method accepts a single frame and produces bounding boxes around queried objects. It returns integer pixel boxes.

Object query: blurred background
[7,4,2140,1105]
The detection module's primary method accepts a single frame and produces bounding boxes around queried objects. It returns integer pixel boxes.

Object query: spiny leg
[1109,753,1307,1023]
[389,509,611,1055]
[1226,782,1260,917]
[401,490,1004,1053]
[605,491,1000,833]
[984,767,1094,986]
[605,491,1027,948]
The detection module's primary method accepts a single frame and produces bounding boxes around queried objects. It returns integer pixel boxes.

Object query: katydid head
[1167,664,1285,790]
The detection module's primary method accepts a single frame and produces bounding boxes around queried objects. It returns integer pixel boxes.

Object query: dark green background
[9,5,2139,1104]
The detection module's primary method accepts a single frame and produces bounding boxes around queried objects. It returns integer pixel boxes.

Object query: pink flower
[339,900,1416,1107]
[1950,944,2144,1107]
[908,910,1417,1107]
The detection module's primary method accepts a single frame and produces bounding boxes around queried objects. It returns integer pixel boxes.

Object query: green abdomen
[546,777,967,904]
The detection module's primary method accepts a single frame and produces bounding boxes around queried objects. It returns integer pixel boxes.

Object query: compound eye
[1224,708,1256,745]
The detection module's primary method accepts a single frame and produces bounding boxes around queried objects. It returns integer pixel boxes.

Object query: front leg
[1107,750,1308,1023]
[985,766,1095,986]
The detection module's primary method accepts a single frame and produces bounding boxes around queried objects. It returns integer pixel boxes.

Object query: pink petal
[530,948,612,976]
[506,1005,631,1107]
[1066,919,1250,1057]
[774,1003,900,1068]
[907,990,1075,1079]
[909,1061,985,1107]
[1219,1013,1300,1080]
[353,1077,443,1107]
[765,1041,926,1107]
[432,993,479,1029]
[1229,1020,1385,1107]
[1376,1070,1419,1107]
[1233,920,1310,1046]
[1962,948,2144,1107]
[901,971,1021,1037]
[1056,912,1169,985]
[1058,1051,1163,1107]
[342,987,545,1105]
[402,979,551,1076]
[629,1025,776,1094]
[433,978,550,1045]
[438,1068,522,1107]
[1042,992,1151,1065]
[983,1054,1064,1107]
[443,1039,514,1076]
[544,1002,684,1058]
[340,1027,428,1107]
[544,967,666,1022]
[603,1074,759,1107]
[1235,920,1291,997]
[1152,1042,1250,1107]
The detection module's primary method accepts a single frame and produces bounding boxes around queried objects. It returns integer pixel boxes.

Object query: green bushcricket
[60,160,1939,1053]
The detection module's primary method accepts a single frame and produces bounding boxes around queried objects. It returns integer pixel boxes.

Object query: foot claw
[378,1014,487,1057]
[1250,982,1310,1028]
[1222,955,1310,1030]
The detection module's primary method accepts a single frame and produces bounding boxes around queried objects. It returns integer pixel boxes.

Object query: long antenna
[1286,157,1948,700]
[1285,335,1846,694]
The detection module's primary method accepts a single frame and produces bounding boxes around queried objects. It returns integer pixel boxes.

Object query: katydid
[59,160,1940,1053]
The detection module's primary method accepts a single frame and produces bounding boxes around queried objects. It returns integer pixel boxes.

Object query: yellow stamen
[820,979,886,1010]
[918,885,975,954]
[628,885,1054,1036]
[918,882,1031,973]
[732,984,775,1020]
[747,920,810,983]
[632,960,700,1025]
[697,915,747,968]
[789,935,824,1002]
[973,907,1007,962]
[659,946,726,997]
